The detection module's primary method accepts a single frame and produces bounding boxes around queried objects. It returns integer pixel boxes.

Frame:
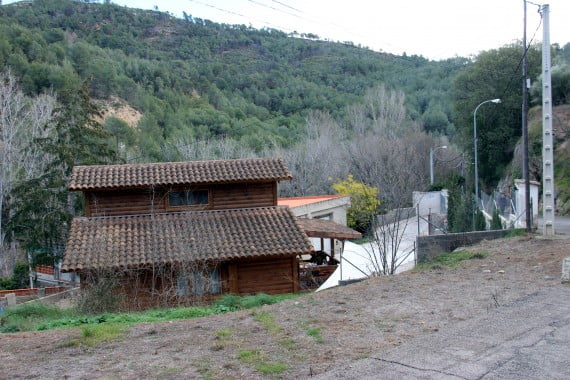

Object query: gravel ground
[0,234,568,379]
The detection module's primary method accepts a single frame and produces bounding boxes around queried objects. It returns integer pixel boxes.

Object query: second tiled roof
[62,206,313,271]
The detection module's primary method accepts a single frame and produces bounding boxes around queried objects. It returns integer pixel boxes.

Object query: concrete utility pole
[541,4,555,236]
[522,0,532,231]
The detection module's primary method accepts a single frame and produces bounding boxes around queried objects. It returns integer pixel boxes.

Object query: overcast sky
[5,0,570,60]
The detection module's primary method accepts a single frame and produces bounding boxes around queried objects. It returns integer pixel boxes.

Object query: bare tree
[341,85,434,276]
[273,110,348,196]
[165,135,258,162]
[0,71,55,276]
[364,84,408,135]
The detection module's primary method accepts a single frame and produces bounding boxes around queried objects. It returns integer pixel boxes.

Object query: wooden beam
[228,263,238,294]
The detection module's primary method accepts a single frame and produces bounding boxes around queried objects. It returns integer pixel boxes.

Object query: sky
[4,0,570,60]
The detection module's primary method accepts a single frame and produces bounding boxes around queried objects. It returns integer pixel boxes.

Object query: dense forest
[1,0,569,278]
[0,0,465,157]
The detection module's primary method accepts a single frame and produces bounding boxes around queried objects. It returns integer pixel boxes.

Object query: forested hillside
[0,0,464,160]
[2,0,569,278]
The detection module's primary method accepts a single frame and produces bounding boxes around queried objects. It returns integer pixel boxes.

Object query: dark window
[177,268,221,297]
[169,190,208,207]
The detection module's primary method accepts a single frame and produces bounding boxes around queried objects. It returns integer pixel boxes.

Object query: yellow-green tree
[333,175,380,232]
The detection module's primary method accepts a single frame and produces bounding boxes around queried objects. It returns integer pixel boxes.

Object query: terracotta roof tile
[296,218,362,240]
[69,157,292,191]
[62,207,313,271]
[278,195,349,208]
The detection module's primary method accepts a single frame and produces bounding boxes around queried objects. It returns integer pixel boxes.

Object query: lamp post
[429,145,447,185]
[473,98,501,202]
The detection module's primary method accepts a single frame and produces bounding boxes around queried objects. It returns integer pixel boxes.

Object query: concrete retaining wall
[416,230,512,262]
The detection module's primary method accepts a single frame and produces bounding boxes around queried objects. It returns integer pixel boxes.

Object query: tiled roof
[278,194,349,208]
[62,207,313,271]
[69,157,292,191]
[296,218,362,240]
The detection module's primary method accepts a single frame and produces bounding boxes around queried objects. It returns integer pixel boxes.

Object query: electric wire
[187,0,296,32]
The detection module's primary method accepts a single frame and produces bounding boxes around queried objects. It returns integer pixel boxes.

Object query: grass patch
[0,302,72,333]
[253,311,281,335]
[417,250,488,270]
[211,328,234,351]
[306,326,324,343]
[216,292,299,311]
[65,324,126,347]
[279,337,296,350]
[1,292,302,334]
[215,328,232,339]
[504,228,525,238]
[238,349,287,375]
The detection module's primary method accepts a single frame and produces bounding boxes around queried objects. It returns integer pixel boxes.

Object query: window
[177,268,221,297]
[176,273,190,297]
[168,190,208,207]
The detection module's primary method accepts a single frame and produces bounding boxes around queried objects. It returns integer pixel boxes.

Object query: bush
[76,276,122,314]
[491,209,503,230]
[332,175,380,233]
[0,261,30,290]
[475,210,486,231]
[12,262,30,289]
[0,277,17,290]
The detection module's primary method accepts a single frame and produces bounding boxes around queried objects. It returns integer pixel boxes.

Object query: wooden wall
[78,255,299,311]
[229,256,298,295]
[86,182,277,217]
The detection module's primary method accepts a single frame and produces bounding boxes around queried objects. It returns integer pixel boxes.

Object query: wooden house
[62,157,314,310]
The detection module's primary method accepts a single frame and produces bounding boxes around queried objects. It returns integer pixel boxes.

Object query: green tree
[332,175,380,232]
[452,44,541,189]
[9,79,118,263]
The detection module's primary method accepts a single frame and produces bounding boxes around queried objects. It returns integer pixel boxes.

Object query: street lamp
[473,98,501,201]
[429,145,447,185]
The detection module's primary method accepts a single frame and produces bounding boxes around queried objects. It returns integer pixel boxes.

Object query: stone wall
[416,230,512,262]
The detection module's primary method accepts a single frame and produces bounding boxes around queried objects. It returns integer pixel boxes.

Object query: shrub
[333,175,380,232]
[76,275,122,314]
[491,209,503,230]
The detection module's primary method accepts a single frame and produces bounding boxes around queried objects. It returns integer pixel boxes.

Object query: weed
[256,362,288,375]
[2,292,302,334]
[253,311,280,335]
[0,303,72,333]
[216,292,300,311]
[211,328,234,351]
[154,366,182,377]
[67,324,126,347]
[196,362,214,380]
[238,349,287,375]
[279,337,296,350]
[416,250,488,270]
[504,229,525,238]
[215,328,232,339]
[306,327,324,344]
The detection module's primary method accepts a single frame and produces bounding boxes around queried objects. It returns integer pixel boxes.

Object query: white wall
[413,190,448,216]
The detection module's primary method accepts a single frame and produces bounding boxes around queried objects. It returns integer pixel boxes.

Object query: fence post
[417,204,420,237]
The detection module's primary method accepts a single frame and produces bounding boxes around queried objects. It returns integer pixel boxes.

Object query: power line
[270,0,301,13]
[187,0,296,32]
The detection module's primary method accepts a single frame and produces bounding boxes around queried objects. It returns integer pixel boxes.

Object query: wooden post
[292,256,299,293]
[228,264,238,294]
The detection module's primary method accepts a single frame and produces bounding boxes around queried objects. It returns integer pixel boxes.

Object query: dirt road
[1,234,568,379]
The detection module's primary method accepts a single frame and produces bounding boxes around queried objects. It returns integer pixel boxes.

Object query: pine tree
[9,79,119,264]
